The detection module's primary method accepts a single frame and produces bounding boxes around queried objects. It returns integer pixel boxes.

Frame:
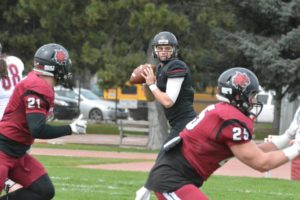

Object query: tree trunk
[147,101,169,150]
[146,38,168,150]
[273,95,282,135]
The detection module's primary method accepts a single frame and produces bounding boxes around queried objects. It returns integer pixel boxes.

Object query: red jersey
[180,102,254,180]
[0,71,54,145]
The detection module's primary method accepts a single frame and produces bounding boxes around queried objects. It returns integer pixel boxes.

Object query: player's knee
[176,184,209,200]
[29,174,55,199]
[39,183,55,200]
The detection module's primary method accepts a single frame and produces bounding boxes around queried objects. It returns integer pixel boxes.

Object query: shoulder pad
[164,59,188,78]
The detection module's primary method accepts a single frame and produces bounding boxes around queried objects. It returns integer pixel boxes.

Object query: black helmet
[152,31,178,60]
[216,67,263,117]
[34,43,72,86]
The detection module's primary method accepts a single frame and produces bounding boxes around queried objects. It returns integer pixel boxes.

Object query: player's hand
[135,186,150,200]
[141,65,156,86]
[70,114,87,134]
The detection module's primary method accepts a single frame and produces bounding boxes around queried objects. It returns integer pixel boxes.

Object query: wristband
[149,84,158,92]
[283,145,299,160]
[271,134,290,149]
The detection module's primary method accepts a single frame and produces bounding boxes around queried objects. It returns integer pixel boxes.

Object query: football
[129,64,156,84]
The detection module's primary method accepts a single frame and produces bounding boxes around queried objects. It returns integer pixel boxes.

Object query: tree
[0,0,235,88]
[215,0,300,133]
[147,101,169,149]
[4,0,293,146]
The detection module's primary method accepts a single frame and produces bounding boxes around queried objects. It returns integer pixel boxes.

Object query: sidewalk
[34,134,292,180]
[35,133,148,147]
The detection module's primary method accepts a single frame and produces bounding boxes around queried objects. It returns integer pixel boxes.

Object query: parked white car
[255,90,275,123]
[54,87,128,121]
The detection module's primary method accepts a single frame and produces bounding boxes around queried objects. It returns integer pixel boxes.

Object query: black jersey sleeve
[165,60,188,78]
[27,113,72,139]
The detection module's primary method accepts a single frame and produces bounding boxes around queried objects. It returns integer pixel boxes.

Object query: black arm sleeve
[27,113,72,139]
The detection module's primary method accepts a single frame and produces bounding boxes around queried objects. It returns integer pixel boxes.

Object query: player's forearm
[249,151,289,172]
[257,141,279,152]
[151,88,174,108]
[142,84,155,101]
[31,124,72,139]
[27,113,72,139]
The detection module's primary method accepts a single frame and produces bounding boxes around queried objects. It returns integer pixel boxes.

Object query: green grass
[32,155,300,199]
[36,155,148,166]
[24,122,288,200]
[32,143,159,154]
[253,122,273,140]
[2,144,300,200]
[203,176,300,200]
[48,167,148,200]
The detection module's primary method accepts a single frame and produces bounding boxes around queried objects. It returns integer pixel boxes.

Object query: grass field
[2,122,293,200]
[1,143,297,200]
[34,153,300,200]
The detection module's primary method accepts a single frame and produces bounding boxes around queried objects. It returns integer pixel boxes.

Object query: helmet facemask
[236,90,263,118]
[247,93,263,120]
[153,45,176,61]
[53,62,73,88]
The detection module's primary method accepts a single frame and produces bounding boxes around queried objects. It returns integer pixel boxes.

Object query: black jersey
[156,59,196,128]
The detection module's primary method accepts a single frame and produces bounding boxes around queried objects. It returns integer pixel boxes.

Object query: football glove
[70,114,87,134]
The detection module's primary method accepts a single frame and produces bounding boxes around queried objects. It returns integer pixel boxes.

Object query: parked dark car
[54,86,129,121]
[53,96,80,120]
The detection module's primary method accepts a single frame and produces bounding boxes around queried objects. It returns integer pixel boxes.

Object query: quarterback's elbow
[163,101,174,108]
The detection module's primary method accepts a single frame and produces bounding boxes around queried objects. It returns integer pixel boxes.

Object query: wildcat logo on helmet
[53,49,68,65]
[232,71,250,91]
